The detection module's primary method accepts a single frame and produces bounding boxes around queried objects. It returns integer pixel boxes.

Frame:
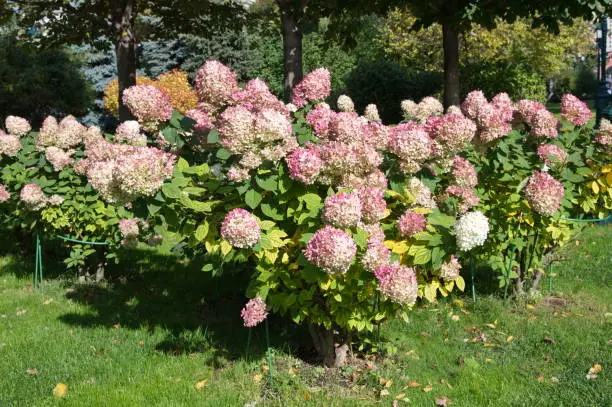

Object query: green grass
[0,226,610,406]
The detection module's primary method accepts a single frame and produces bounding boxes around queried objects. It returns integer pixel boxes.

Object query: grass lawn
[0,225,610,406]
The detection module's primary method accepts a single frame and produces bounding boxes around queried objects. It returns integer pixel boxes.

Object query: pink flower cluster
[358,187,387,224]
[398,211,426,237]
[451,156,478,187]
[322,192,362,228]
[537,144,567,166]
[119,218,140,248]
[525,171,564,216]
[461,91,514,143]
[439,255,461,281]
[77,137,175,203]
[303,225,357,274]
[185,108,214,133]
[20,184,49,211]
[195,60,240,108]
[0,130,22,156]
[361,225,391,272]
[401,97,444,123]
[123,85,173,132]
[232,79,288,114]
[45,147,74,171]
[5,116,31,136]
[286,147,323,184]
[515,100,558,138]
[406,177,437,208]
[291,68,332,108]
[221,208,261,248]
[430,114,477,153]
[0,184,10,202]
[441,185,480,214]
[595,119,612,147]
[115,121,147,147]
[374,264,418,306]
[389,123,433,174]
[36,115,88,150]
[560,94,592,126]
[240,297,268,327]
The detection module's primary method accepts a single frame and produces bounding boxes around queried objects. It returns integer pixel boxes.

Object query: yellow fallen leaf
[485,323,496,329]
[422,383,433,392]
[288,368,297,376]
[506,336,514,342]
[395,393,406,399]
[303,392,311,400]
[53,383,68,398]
[194,379,207,390]
[43,299,53,305]
[407,380,421,388]
[526,304,536,310]
[454,299,465,308]
[551,377,559,383]
[253,373,263,384]
[536,375,545,383]
[451,315,460,321]
[380,389,390,396]
[484,343,496,347]
[588,364,602,375]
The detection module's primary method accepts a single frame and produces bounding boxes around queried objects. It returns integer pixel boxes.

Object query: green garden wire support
[560,215,611,223]
[31,233,110,293]
[470,260,476,305]
[33,234,43,292]
[548,263,554,294]
[245,327,252,359]
[375,291,381,348]
[503,245,515,301]
[264,319,274,388]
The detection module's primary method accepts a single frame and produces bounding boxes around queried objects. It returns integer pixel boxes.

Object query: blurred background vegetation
[0,3,599,127]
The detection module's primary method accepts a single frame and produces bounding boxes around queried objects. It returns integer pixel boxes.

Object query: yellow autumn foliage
[381,8,594,79]
[103,70,198,116]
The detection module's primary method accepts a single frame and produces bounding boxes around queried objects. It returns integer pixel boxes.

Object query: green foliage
[345,60,443,123]
[0,37,94,126]
[462,62,547,102]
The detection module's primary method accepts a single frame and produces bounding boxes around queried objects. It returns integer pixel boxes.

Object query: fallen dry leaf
[53,383,68,398]
[536,375,545,383]
[303,392,311,400]
[422,383,433,392]
[43,299,53,305]
[543,337,556,345]
[451,315,460,322]
[456,356,465,366]
[440,378,453,389]
[26,369,39,375]
[288,368,297,376]
[380,389,390,397]
[506,336,514,343]
[395,393,406,399]
[460,309,470,315]
[379,378,393,388]
[16,309,27,316]
[588,364,602,375]
[526,304,536,310]
[407,380,421,388]
[194,379,207,390]
[551,377,559,383]
[485,323,496,329]
[484,343,496,348]
[252,373,263,384]
[113,324,121,329]
[435,396,452,406]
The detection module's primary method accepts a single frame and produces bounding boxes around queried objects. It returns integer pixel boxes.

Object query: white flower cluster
[454,211,489,251]
[337,95,355,112]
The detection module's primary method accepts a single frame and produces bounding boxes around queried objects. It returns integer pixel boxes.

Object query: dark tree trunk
[308,324,349,368]
[112,0,137,121]
[280,6,303,103]
[442,23,461,109]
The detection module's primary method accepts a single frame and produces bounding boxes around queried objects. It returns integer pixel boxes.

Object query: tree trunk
[308,324,349,368]
[442,23,461,109]
[112,0,137,121]
[280,6,303,103]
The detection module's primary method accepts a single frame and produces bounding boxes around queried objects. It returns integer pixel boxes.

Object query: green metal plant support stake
[376,291,381,347]
[245,327,252,359]
[503,245,515,301]
[470,259,476,304]
[33,233,43,292]
[264,319,274,388]
[549,263,554,294]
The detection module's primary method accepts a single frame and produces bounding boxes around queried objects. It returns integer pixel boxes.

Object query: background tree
[4,0,251,119]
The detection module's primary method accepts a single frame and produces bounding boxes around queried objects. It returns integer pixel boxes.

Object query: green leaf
[245,189,262,209]
[412,246,431,265]
[162,183,182,199]
[455,276,466,291]
[300,193,322,210]
[261,203,284,220]
[255,174,278,192]
[194,222,209,242]
[207,129,219,143]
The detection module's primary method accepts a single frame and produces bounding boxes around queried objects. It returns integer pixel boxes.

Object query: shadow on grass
[54,250,311,363]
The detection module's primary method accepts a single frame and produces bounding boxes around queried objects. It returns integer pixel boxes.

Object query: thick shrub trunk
[442,23,461,109]
[280,6,303,103]
[308,324,349,368]
[112,0,137,121]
